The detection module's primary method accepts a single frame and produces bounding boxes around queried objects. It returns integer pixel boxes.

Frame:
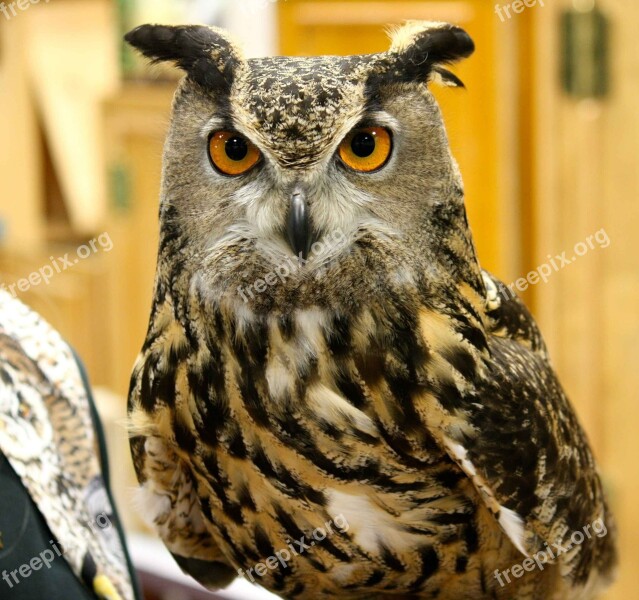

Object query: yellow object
[93,574,122,600]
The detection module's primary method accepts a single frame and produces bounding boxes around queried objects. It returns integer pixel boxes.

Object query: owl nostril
[286,187,314,261]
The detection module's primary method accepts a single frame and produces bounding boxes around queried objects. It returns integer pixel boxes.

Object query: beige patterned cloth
[0,290,135,600]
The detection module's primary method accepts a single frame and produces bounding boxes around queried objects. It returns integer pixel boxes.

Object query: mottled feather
[126,21,616,600]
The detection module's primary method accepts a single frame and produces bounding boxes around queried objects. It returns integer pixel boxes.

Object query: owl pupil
[351,133,376,158]
[225,137,249,161]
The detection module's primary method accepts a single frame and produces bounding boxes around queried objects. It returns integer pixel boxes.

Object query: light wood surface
[0,16,44,250]
[532,2,638,598]
[26,0,119,234]
[0,248,111,385]
[103,83,176,396]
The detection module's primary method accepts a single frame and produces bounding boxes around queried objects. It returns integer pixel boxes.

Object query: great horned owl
[125,22,616,599]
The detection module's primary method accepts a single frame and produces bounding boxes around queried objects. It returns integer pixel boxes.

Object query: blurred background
[0,0,637,598]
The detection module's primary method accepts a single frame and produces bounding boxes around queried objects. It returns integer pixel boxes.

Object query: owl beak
[286,187,313,261]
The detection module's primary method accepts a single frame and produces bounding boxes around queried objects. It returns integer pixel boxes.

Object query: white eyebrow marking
[200,116,229,139]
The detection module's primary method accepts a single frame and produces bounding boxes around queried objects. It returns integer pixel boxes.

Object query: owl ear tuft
[387,21,475,87]
[124,24,243,91]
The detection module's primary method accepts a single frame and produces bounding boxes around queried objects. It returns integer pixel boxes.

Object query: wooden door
[531,1,639,598]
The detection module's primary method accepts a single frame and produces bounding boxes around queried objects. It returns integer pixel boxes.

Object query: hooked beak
[286,187,314,260]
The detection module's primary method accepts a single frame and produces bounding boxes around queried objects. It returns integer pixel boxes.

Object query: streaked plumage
[125,22,616,599]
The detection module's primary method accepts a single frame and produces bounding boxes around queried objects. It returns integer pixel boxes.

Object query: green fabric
[0,452,98,599]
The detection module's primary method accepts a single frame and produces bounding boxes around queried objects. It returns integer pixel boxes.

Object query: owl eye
[338,127,393,173]
[208,131,261,176]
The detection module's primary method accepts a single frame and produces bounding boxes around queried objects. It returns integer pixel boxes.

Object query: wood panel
[26,0,119,234]
[278,0,521,279]
[0,248,111,385]
[0,16,44,250]
[531,2,638,598]
[103,83,176,396]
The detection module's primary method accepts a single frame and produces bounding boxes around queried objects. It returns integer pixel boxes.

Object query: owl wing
[414,271,611,566]
[128,354,237,590]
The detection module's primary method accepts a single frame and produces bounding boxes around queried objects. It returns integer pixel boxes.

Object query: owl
[125,22,617,599]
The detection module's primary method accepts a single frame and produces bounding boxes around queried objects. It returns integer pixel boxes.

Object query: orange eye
[338,127,392,173]
[208,131,261,176]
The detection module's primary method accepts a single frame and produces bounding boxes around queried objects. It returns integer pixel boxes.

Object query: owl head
[126,22,480,316]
